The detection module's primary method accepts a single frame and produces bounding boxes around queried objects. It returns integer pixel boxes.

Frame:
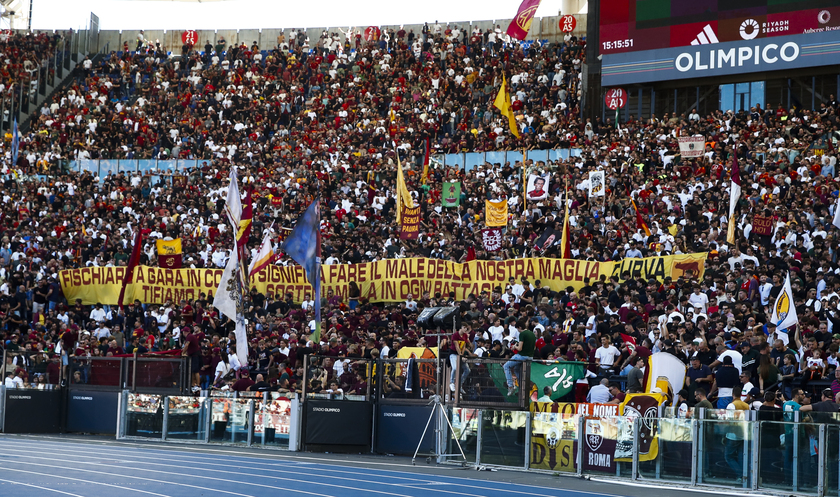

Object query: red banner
[753,215,773,236]
[507,0,543,40]
[399,205,420,240]
[158,254,182,269]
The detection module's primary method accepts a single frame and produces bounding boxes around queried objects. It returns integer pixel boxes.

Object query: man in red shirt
[183,326,203,393]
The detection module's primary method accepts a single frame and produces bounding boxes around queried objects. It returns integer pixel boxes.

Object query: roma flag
[771,272,798,333]
[559,196,572,258]
[248,225,275,278]
[485,199,508,227]
[632,199,651,237]
[395,145,415,224]
[156,238,182,269]
[118,225,143,311]
[506,0,543,40]
[237,188,253,249]
[493,74,520,139]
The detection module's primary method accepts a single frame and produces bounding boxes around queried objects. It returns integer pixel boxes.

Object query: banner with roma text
[59,253,707,306]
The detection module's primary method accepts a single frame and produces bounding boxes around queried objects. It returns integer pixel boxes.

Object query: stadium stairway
[19,42,89,133]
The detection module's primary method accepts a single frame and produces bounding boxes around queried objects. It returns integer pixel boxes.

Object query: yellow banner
[485,199,508,227]
[59,253,707,306]
[156,238,182,255]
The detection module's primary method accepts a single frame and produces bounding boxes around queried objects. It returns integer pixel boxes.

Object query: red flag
[506,0,543,40]
[632,199,651,237]
[466,245,476,262]
[118,225,143,311]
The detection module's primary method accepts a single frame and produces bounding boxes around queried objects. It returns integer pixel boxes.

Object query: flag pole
[522,149,527,214]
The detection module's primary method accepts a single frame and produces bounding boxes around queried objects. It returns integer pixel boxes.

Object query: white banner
[678,136,705,158]
[588,170,605,197]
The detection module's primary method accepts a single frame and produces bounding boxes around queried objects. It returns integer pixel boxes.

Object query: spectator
[714,355,740,408]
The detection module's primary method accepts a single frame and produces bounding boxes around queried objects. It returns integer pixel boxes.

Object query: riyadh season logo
[740,19,759,40]
[740,18,790,40]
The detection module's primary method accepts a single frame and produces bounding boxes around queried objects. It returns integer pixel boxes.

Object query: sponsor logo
[383,412,406,417]
[690,24,719,46]
[739,18,790,40]
[819,10,831,25]
[312,407,341,413]
[675,41,799,72]
[740,19,760,40]
[72,396,94,401]
[9,395,32,399]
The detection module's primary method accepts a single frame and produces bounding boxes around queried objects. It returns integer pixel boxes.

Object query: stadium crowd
[0,24,839,419]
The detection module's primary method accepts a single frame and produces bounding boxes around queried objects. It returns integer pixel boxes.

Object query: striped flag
[248,224,276,278]
[727,147,741,244]
[118,224,143,311]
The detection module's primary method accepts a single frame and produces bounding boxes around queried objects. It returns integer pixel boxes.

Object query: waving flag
[834,194,840,230]
[213,246,249,367]
[632,199,651,237]
[283,200,322,342]
[727,148,741,244]
[506,0,543,40]
[225,168,242,232]
[395,145,415,224]
[559,195,572,258]
[420,137,431,185]
[248,224,276,278]
[117,224,143,311]
[237,188,253,249]
[493,74,520,139]
[485,199,508,227]
[771,272,798,333]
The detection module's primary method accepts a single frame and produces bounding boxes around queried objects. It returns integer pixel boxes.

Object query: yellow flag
[156,238,182,255]
[493,74,520,139]
[395,151,414,224]
[485,200,508,227]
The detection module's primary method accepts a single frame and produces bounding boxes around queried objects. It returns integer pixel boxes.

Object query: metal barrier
[454,357,529,410]
[118,390,301,450]
[377,358,439,404]
[302,355,372,402]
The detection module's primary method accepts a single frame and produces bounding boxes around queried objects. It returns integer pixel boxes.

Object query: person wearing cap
[800,388,839,413]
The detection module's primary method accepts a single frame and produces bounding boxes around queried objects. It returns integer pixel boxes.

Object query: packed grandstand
[1,21,839,424]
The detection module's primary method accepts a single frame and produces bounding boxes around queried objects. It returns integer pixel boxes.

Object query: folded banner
[530,361,586,402]
[59,253,707,306]
[156,238,183,269]
[399,204,421,240]
[485,199,508,227]
[482,228,503,252]
[441,181,461,207]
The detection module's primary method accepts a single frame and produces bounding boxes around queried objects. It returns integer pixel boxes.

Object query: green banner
[441,181,461,207]
[530,361,586,402]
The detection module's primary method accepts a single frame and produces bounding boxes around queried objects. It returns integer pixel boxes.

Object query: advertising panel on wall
[602,29,840,86]
[599,0,840,55]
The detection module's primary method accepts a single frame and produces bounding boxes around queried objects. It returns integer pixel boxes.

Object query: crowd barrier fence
[4,356,840,495]
[63,149,584,181]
